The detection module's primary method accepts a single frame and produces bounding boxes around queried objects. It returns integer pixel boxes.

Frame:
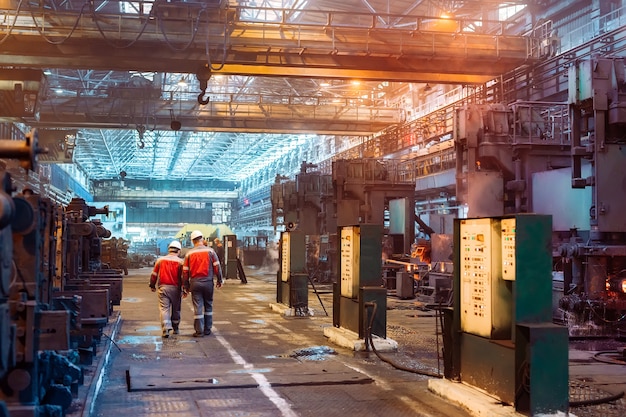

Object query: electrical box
[448,214,567,415]
[277,231,307,311]
[388,197,413,255]
[224,234,238,280]
[459,217,512,339]
[281,231,291,282]
[501,218,516,281]
[334,224,385,338]
[280,231,306,278]
[340,226,359,298]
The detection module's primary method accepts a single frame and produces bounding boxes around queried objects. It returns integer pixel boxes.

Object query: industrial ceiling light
[424,83,432,91]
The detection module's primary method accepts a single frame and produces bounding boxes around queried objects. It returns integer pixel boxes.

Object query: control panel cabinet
[335,225,386,338]
[448,214,568,416]
[277,231,307,311]
[223,234,238,279]
[340,226,359,298]
[458,217,512,339]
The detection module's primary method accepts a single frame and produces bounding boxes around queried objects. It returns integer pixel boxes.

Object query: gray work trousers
[190,277,215,334]
[157,284,182,333]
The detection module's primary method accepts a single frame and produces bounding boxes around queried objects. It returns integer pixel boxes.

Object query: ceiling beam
[0,36,527,84]
[0,5,536,83]
[33,88,403,134]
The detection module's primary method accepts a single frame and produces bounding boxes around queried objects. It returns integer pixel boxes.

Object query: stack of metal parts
[0,132,124,417]
[101,237,130,276]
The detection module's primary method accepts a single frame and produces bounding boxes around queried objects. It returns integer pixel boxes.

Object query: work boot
[162,329,171,338]
[172,325,179,335]
[193,319,203,336]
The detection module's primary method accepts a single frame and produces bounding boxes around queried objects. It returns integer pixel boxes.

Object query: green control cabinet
[446,214,568,416]
[333,225,386,339]
[277,231,308,313]
[223,234,238,280]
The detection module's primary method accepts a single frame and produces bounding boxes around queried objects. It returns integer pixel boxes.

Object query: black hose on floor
[570,390,624,408]
[565,351,626,407]
[361,303,625,408]
[364,301,442,378]
[593,350,626,366]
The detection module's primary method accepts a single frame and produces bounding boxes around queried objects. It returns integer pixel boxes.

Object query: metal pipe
[514,158,522,212]
[384,259,418,273]
[0,130,44,171]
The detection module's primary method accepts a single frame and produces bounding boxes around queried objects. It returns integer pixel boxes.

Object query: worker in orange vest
[150,240,184,338]
[182,230,223,337]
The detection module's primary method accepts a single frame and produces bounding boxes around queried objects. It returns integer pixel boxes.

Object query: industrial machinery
[452,57,626,337]
[240,234,268,268]
[61,197,124,364]
[0,131,124,416]
[101,237,130,275]
[7,187,81,417]
[271,158,418,293]
[445,214,568,415]
[268,57,626,338]
[412,234,453,306]
[223,234,238,280]
[332,159,418,297]
[333,225,386,339]
[554,57,626,337]
[276,230,308,315]
[271,162,335,283]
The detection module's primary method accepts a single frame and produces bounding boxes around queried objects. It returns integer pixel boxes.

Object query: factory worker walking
[149,240,184,338]
[183,230,223,337]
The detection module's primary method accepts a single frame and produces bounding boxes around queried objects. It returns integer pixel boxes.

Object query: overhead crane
[0,3,537,79]
[0,2,542,133]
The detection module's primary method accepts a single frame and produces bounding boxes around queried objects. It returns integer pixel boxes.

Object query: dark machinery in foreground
[0,131,124,416]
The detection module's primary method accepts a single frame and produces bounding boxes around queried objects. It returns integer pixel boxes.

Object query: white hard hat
[190,230,203,241]
[168,240,182,250]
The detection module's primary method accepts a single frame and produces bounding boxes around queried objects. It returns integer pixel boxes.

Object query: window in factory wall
[499,4,526,20]
[120,1,153,15]
[147,201,170,209]
[212,202,231,224]
[180,201,207,209]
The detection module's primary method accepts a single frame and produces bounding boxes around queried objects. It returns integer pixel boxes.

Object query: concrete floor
[65,267,626,417]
